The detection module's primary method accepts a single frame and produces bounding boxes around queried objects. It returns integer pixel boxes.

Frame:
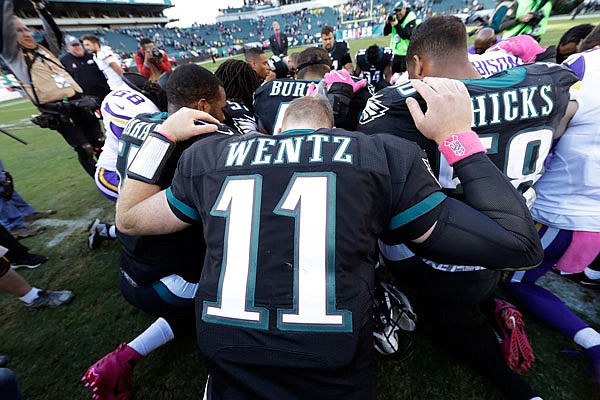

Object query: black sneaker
[10,253,48,269]
[26,290,75,308]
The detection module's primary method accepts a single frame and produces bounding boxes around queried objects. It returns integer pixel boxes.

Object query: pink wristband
[154,130,175,143]
[439,131,486,166]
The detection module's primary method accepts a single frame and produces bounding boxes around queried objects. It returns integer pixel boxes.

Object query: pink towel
[487,35,546,63]
[555,231,600,273]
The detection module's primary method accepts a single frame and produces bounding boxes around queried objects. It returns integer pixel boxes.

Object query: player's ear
[409,55,423,79]
[197,99,209,112]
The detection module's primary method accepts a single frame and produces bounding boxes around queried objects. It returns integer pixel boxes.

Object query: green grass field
[0,15,599,400]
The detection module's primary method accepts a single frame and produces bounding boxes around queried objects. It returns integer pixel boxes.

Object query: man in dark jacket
[269,21,288,56]
[60,35,110,102]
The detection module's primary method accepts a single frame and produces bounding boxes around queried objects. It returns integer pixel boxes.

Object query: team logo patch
[444,135,466,156]
[359,94,389,124]
[232,115,257,135]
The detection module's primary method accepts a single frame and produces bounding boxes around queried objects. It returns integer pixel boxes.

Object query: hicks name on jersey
[224,133,353,167]
[363,80,555,128]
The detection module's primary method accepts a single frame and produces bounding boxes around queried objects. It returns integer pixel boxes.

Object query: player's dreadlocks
[215,59,261,111]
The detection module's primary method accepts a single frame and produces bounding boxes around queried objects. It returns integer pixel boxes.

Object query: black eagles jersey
[327,41,352,70]
[225,100,258,134]
[254,78,374,134]
[355,47,393,85]
[253,78,317,135]
[116,112,206,286]
[359,63,577,205]
[166,129,443,381]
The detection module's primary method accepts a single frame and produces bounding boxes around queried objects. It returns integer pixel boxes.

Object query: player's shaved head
[407,16,478,79]
[474,28,496,54]
[296,47,331,79]
[245,47,264,63]
[281,96,333,132]
[407,16,468,62]
[166,64,223,113]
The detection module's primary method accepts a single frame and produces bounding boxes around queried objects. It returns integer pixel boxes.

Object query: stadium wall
[216,0,346,22]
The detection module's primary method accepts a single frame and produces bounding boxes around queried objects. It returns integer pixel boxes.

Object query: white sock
[19,287,41,304]
[530,397,543,400]
[574,327,600,349]
[584,267,600,280]
[128,317,174,356]
[108,225,117,238]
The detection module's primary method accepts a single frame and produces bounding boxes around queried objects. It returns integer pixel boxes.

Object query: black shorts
[203,321,375,400]
[392,263,500,330]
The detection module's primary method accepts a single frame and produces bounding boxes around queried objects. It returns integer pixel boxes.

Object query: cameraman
[384,1,418,74]
[499,0,553,41]
[0,0,104,178]
[134,38,172,82]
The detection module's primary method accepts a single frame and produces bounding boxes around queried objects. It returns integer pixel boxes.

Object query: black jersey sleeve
[408,153,543,270]
[166,146,203,224]
[379,136,445,242]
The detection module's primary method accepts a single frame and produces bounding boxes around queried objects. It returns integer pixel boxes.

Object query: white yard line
[32,208,104,248]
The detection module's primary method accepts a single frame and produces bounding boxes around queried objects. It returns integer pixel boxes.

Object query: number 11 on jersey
[203,173,352,332]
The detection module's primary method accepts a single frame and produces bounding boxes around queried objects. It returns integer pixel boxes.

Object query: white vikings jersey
[531,49,600,231]
[96,88,160,171]
[94,46,125,90]
[468,49,524,77]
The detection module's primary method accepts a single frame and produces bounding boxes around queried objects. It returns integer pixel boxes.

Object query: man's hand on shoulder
[159,108,219,142]
[406,78,473,145]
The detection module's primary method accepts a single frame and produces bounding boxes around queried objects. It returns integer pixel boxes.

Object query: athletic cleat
[26,290,75,308]
[10,252,48,269]
[492,299,535,372]
[82,342,143,400]
[87,219,104,250]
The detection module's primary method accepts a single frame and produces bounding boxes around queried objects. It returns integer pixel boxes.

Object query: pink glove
[487,35,546,63]
[323,69,367,93]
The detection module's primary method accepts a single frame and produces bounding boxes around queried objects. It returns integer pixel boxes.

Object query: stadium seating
[60,0,498,61]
